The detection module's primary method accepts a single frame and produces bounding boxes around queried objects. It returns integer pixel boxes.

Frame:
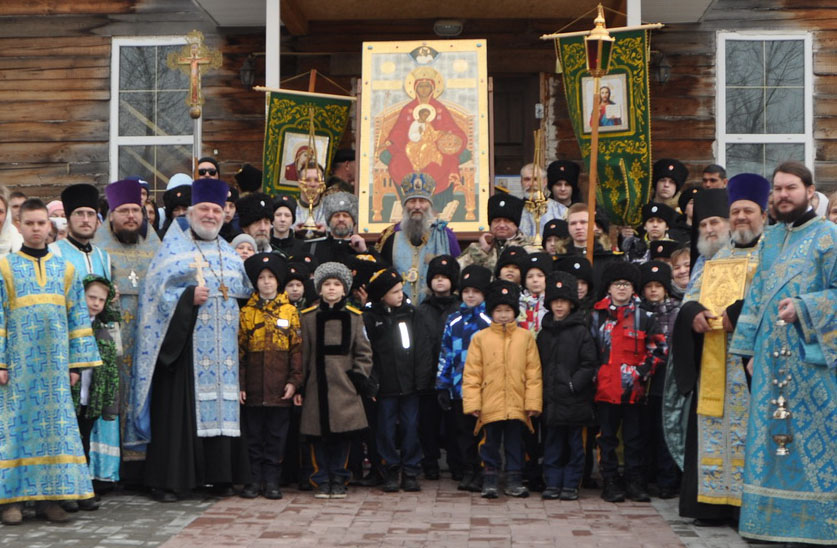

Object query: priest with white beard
[127,177,252,502]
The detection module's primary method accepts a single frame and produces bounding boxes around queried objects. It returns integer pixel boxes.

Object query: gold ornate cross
[167,30,222,119]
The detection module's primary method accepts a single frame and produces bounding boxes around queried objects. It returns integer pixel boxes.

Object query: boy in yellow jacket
[462,279,542,499]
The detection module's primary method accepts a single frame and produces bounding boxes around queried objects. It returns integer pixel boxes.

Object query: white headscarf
[0,208,23,256]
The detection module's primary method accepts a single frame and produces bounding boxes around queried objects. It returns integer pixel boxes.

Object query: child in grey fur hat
[294,262,373,500]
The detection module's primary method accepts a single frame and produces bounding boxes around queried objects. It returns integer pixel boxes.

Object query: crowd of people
[0,152,834,546]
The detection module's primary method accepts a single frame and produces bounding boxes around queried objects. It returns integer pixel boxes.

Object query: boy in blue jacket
[436,264,492,492]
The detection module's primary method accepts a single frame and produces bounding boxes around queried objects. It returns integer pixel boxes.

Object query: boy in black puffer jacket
[537,271,598,501]
[364,267,422,493]
[414,255,462,481]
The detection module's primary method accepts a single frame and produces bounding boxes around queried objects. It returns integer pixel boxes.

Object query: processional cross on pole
[167,30,222,120]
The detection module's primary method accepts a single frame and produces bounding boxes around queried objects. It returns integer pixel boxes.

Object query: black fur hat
[640,260,672,296]
[485,279,521,316]
[542,218,569,241]
[649,240,680,260]
[600,261,641,298]
[553,256,594,289]
[273,194,298,225]
[523,252,553,279]
[235,163,263,193]
[367,267,403,302]
[545,271,579,306]
[459,264,491,295]
[488,193,524,226]
[426,254,460,291]
[494,246,528,277]
[245,253,288,291]
[641,202,676,227]
[237,192,274,228]
[653,158,688,191]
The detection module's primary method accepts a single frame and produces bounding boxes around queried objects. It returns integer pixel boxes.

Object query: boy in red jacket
[590,262,668,503]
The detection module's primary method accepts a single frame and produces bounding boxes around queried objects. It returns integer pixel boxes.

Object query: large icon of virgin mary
[378,67,470,196]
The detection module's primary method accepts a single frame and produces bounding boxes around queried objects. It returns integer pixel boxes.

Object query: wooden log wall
[0,0,834,199]
[0,0,266,199]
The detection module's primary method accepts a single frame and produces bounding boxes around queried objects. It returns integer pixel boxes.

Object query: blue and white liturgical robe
[0,252,102,503]
[50,237,120,481]
[730,215,837,544]
[127,220,251,451]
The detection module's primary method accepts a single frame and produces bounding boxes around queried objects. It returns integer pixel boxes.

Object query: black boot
[625,478,651,502]
[466,470,483,493]
[357,468,384,487]
[382,467,400,493]
[504,472,529,498]
[601,477,626,503]
[401,474,421,492]
[457,470,474,491]
[423,462,440,480]
[481,472,499,499]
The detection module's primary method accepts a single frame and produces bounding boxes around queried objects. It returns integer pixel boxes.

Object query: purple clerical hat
[105,179,142,210]
[727,173,771,211]
[191,177,229,208]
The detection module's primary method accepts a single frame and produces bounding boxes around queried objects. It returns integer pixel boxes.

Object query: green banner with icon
[556,30,652,226]
[262,89,354,198]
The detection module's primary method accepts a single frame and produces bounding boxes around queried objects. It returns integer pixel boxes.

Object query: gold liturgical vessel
[770,319,793,456]
[300,107,326,237]
[524,129,549,247]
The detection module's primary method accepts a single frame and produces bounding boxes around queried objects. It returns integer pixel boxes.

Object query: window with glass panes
[716,33,813,178]
[109,37,197,195]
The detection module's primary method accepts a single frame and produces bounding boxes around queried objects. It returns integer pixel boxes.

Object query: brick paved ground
[0,480,772,548]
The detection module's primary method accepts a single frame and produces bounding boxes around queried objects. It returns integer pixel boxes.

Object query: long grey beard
[697,232,730,258]
[403,214,433,246]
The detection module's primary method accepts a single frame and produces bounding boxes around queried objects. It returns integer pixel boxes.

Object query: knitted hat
[639,260,672,295]
[485,279,521,316]
[545,271,579,307]
[488,193,524,226]
[348,253,381,292]
[426,254,460,291]
[163,185,191,216]
[322,191,358,225]
[678,182,701,213]
[653,158,688,191]
[231,232,257,251]
[542,218,569,241]
[367,267,403,302]
[727,173,771,211]
[649,240,680,260]
[237,192,274,228]
[601,261,641,298]
[191,177,229,208]
[313,261,352,294]
[494,245,528,277]
[167,173,193,190]
[641,202,676,227]
[400,172,435,205]
[235,163,263,192]
[245,253,288,290]
[273,194,298,225]
[286,261,310,284]
[553,256,594,288]
[460,264,491,295]
[61,184,99,216]
[197,156,219,171]
[524,252,553,278]
[693,188,729,224]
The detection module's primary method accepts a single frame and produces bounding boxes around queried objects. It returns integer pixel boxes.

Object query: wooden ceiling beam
[280,0,308,36]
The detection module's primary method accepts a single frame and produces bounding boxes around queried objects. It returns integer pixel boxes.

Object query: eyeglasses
[113,206,142,217]
[611,281,632,288]
[198,168,217,176]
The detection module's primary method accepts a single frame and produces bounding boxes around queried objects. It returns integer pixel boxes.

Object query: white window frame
[716,31,813,171]
[109,36,198,183]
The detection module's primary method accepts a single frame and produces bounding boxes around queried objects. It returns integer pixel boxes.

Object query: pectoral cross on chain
[128,270,139,288]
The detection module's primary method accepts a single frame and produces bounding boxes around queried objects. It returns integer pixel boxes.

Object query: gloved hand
[437,389,452,412]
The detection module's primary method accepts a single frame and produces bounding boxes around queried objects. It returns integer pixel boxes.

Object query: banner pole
[586,75,601,264]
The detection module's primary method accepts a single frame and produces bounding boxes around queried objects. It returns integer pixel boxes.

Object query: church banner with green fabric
[556,30,652,226]
[261,89,354,197]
